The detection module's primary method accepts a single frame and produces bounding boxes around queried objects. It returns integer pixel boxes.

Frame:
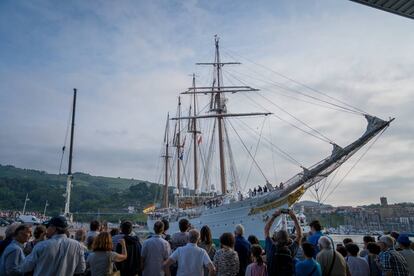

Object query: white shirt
[170,243,212,276]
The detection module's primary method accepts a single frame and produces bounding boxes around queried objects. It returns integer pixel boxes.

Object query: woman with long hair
[86,232,127,276]
[199,225,216,276]
[245,244,267,276]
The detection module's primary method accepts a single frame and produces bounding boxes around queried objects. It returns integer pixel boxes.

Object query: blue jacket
[234,235,251,276]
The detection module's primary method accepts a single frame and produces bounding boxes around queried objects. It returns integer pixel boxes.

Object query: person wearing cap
[0,224,31,275]
[397,234,414,275]
[377,235,409,276]
[20,215,86,276]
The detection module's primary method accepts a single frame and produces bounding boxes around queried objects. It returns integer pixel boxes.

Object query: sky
[1,0,413,206]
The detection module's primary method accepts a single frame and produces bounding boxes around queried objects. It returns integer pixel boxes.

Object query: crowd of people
[0,208,413,276]
[0,210,50,222]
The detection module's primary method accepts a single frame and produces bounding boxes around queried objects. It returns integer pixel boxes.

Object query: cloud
[1,0,413,205]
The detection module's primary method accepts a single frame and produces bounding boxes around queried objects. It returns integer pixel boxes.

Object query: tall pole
[43,200,48,217]
[64,88,77,221]
[163,114,170,208]
[215,37,227,195]
[192,74,199,195]
[176,97,182,197]
[22,193,29,215]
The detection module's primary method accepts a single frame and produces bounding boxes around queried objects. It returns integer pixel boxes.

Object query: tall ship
[146,37,393,241]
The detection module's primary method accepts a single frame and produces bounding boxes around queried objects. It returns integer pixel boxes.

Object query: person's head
[367,242,381,255]
[234,224,244,237]
[90,220,100,232]
[5,223,20,239]
[120,220,133,235]
[274,230,289,246]
[100,221,108,232]
[377,235,394,251]
[309,220,322,233]
[14,224,31,244]
[33,225,46,241]
[345,243,359,257]
[363,235,375,248]
[318,236,332,250]
[110,228,119,237]
[337,245,348,257]
[302,242,316,259]
[153,221,164,235]
[343,238,353,245]
[44,216,68,238]
[161,219,169,233]
[251,244,264,265]
[188,229,200,244]
[178,218,190,232]
[92,232,113,252]
[390,231,399,241]
[248,235,259,245]
[75,229,86,242]
[220,232,235,248]
[397,234,412,249]
[200,225,212,245]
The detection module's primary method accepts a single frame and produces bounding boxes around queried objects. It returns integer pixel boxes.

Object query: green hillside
[0,164,170,219]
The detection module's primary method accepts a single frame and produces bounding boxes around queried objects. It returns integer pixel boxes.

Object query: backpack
[270,245,294,276]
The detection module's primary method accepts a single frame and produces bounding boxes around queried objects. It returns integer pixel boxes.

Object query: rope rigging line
[227,119,270,183]
[223,119,242,193]
[234,117,303,167]
[321,126,389,203]
[223,70,334,144]
[224,66,360,116]
[268,121,278,185]
[241,117,268,192]
[222,48,369,115]
[316,165,342,204]
[222,72,331,147]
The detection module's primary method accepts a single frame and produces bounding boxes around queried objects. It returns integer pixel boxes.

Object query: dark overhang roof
[350,0,414,20]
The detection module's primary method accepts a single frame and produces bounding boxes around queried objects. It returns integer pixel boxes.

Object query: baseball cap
[43,216,68,229]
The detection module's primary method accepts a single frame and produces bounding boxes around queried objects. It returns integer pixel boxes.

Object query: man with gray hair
[377,235,409,276]
[234,224,251,276]
[316,236,347,276]
[164,229,215,276]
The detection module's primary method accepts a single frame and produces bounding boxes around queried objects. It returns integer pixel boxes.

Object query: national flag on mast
[197,134,202,145]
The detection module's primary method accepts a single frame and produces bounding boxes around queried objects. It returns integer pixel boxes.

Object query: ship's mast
[176,97,182,197]
[162,114,170,208]
[214,37,228,195]
[172,36,272,196]
[64,88,77,222]
[191,74,200,194]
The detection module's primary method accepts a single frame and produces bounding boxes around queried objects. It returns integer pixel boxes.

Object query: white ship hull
[147,192,293,241]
